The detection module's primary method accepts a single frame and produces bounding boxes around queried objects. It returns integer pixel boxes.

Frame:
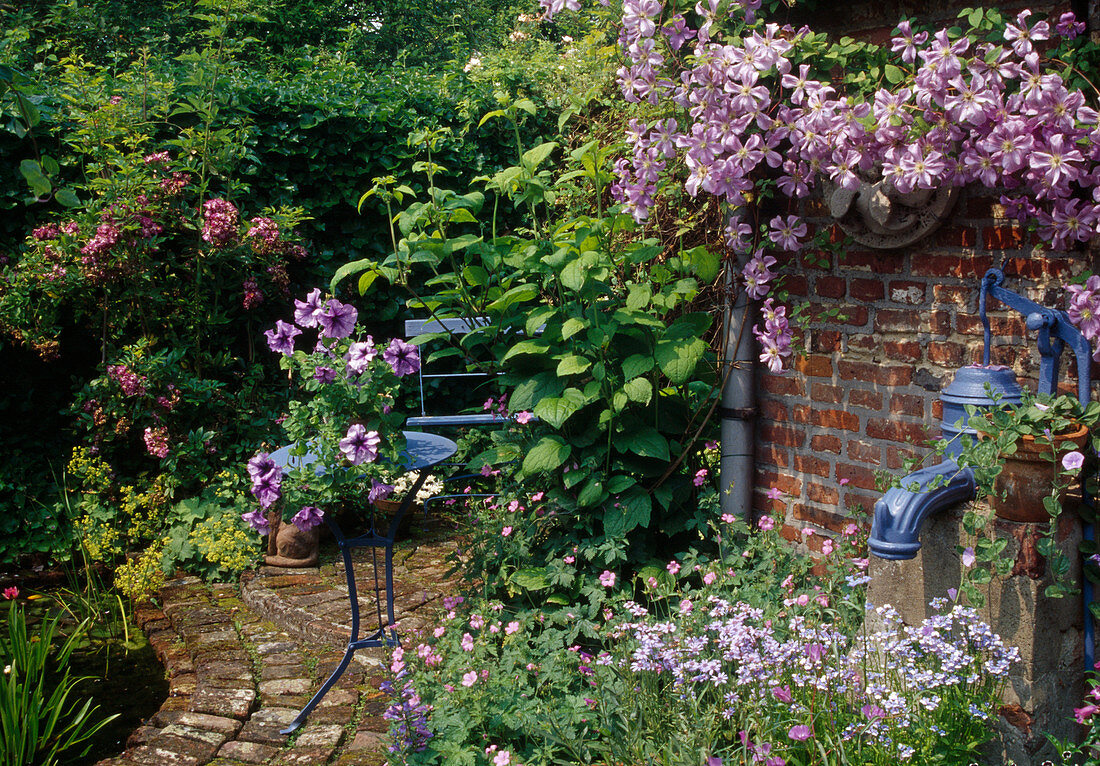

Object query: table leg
[280,516,360,735]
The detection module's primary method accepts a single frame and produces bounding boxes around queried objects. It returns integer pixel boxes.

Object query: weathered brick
[793,405,860,431]
[927,341,966,367]
[874,309,950,335]
[759,424,806,448]
[837,250,905,274]
[844,491,880,516]
[806,482,840,505]
[883,340,922,362]
[865,417,933,444]
[811,434,842,454]
[791,504,850,534]
[910,254,994,278]
[983,225,1026,251]
[847,334,877,354]
[756,468,802,496]
[850,278,885,302]
[838,360,913,386]
[810,383,844,403]
[847,440,882,465]
[934,225,977,247]
[835,463,879,491]
[811,330,842,353]
[817,275,846,298]
[886,445,923,470]
[888,280,927,305]
[784,275,810,296]
[848,388,883,410]
[793,453,831,477]
[759,399,789,421]
[890,393,925,417]
[794,354,834,378]
[957,313,1027,337]
[757,444,790,468]
[932,284,974,309]
[762,374,805,396]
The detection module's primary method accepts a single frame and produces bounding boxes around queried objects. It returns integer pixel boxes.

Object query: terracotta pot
[989,423,1089,523]
[373,498,422,536]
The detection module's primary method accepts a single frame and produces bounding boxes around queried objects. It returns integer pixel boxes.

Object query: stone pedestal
[866,504,1085,766]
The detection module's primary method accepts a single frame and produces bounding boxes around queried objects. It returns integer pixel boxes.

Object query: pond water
[67,631,168,765]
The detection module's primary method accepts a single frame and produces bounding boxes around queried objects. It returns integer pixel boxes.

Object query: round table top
[270,430,458,474]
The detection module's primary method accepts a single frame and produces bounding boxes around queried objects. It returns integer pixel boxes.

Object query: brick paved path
[94,532,461,766]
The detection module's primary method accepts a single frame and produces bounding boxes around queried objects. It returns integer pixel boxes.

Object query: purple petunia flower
[294,288,326,328]
[291,505,325,531]
[247,452,278,481]
[369,479,394,503]
[265,320,302,355]
[241,509,270,534]
[314,366,336,383]
[339,424,381,465]
[346,338,377,376]
[317,299,358,339]
[1062,450,1085,472]
[251,473,282,509]
[383,338,421,377]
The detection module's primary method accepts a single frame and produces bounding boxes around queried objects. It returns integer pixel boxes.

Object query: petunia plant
[241,289,423,534]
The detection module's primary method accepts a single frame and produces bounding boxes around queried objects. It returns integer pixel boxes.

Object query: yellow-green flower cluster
[189,513,260,576]
[66,447,113,493]
[114,540,166,602]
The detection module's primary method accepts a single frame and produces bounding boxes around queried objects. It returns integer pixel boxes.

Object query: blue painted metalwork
[272,431,458,735]
[869,267,1096,669]
[939,365,1023,457]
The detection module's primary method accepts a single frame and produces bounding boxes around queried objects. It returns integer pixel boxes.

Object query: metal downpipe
[719,268,755,519]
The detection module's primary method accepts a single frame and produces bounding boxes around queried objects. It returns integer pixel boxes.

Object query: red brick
[806,482,840,505]
[844,492,880,516]
[931,399,943,420]
[850,278,885,302]
[793,453,831,477]
[838,251,905,274]
[932,284,974,309]
[779,524,801,543]
[784,275,809,297]
[848,334,877,354]
[757,468,802,496]
[758,444,790,468]
[847,440,882,465]
[838,360,913,387]
[835,462,878,491]
[836,304,870,327]
[810,383,844,403]
[817,276,846,298]
[762,374,805,396]
[983,226,1026,251]
[957,313,1027,337]
[759,399,788,421]
[890,393,925,418]
[888,280,927,305]
[886,445,923,470]
[927,341,965,367]
[1001,256,1076,281]
[883,340,922,362]
[910,254,995,279]
[810,330,841,353]
[794,354,834,378]
[935,226,977,247]
[792,406,860,431]
[874,309,950,335]
[848,389,883,410]
[866,417,933,445]
[811,434,842,454]
[760,424,806,448]
[791,505,850,535]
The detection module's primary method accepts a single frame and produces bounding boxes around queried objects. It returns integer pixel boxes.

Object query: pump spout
[868,461,976,560]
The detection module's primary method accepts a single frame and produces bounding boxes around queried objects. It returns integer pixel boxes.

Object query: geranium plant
[240,289,423,534]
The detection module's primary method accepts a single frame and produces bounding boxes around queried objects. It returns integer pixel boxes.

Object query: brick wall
[755,188,1098,544]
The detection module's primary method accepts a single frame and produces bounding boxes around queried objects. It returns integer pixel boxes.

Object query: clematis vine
[541,0,1100,371]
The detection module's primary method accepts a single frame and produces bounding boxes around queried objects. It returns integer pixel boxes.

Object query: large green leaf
[622,425,669,460]
[502,338,550,362]
[534,388,587,428]
[622,354,654,381]
[623,377,652,405]
[511,567,550,592]
[603,489,652,537]
[509,373,564,411]
[523,436,571,474]
[556,354,591,377]
[655,320,708,384]
[577,477,605,507]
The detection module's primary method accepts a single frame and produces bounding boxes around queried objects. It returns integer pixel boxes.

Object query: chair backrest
[404,317,509,429]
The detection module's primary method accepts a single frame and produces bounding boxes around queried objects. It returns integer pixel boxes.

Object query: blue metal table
[270,430,457,734]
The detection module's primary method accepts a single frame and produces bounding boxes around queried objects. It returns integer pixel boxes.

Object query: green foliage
[0,600,118,766]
